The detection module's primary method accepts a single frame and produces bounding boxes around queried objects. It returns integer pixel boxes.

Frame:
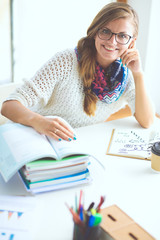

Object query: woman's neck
[96,55,116,69]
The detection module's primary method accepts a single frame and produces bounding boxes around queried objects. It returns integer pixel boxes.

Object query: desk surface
[0,116,160,240]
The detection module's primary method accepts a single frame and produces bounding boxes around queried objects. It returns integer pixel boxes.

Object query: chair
[106,105,132,121]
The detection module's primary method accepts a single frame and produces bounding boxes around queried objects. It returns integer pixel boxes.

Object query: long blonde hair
[77,2,139,116]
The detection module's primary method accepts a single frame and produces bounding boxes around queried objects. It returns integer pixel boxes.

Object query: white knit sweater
[7,49,135,128]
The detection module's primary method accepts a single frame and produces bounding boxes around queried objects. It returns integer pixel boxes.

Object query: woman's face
[95,18,135,68]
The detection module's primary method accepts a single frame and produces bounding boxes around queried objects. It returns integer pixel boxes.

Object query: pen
[79,205,84,221]
[93,213,102,226]
[90,208,96,216]
[87,202,95,211]
[78,190,83,213]
[88,212,102,227]
[96,196,105,212]
[88,214,95,227]
[65,202,83,226]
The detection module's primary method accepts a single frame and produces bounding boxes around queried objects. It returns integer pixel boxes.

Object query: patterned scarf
[75,47,128,104]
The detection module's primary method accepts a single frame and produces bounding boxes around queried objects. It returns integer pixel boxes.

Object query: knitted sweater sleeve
[6,50,73,108]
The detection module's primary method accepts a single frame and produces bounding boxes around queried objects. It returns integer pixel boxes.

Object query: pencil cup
[151,142,160,172]
[73,223,101,240]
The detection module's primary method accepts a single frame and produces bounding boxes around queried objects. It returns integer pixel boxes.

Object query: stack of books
[19,155,91,194]
[0,120,92,194]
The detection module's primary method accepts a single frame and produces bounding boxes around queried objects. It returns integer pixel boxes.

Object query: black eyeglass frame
[97,28,133,45]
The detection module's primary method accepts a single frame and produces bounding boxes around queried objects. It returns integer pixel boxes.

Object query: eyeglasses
[97,28,133,45]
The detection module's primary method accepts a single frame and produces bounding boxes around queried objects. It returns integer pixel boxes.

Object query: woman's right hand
[32,116,76,141]
[1,100,75,141]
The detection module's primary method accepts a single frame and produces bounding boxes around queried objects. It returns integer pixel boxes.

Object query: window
[1,0,110,85]
[0,0,12,84]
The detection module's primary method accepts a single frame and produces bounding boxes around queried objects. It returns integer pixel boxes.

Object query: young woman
[1,2,155,141]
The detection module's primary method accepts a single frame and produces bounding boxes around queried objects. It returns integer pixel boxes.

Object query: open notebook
[107,128,160,160]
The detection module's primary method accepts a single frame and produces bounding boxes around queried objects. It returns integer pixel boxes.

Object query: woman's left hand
[120,48,142,73]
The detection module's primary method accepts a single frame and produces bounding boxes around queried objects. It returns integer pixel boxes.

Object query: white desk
[0,116,160,240]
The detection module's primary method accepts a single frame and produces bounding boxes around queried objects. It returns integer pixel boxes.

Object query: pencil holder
[73,223,102,240]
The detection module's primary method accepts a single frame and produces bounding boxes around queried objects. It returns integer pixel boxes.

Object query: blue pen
[79,205,83,221]
[88,214,95,227]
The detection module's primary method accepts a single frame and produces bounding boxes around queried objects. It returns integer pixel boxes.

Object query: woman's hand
[32,116,76,141]
[120,47,142,74]
[1,100,76,141]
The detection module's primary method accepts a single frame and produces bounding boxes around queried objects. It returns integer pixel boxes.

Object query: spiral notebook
[107,128,160,160]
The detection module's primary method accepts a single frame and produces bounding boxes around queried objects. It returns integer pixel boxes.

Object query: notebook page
[107,129,152,159]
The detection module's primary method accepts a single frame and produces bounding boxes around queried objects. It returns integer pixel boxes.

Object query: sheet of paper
[108,129,160,159]
[48,135,88,159]
[0,196,35,240]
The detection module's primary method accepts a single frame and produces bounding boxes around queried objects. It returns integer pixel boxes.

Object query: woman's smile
[103,44,119,52]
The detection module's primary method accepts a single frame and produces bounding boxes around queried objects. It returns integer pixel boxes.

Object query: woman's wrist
[26,112,45,130]
[132,70,144,79]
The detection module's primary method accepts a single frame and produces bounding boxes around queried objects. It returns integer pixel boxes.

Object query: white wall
[144,0,160,115]
[128,0,152,70]
[13,0,110,82]
[129,0,160,115]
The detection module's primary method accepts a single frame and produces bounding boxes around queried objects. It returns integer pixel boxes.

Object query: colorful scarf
[75,47,128,104]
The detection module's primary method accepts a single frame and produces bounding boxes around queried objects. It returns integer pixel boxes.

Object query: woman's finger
[48,118,76,141]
